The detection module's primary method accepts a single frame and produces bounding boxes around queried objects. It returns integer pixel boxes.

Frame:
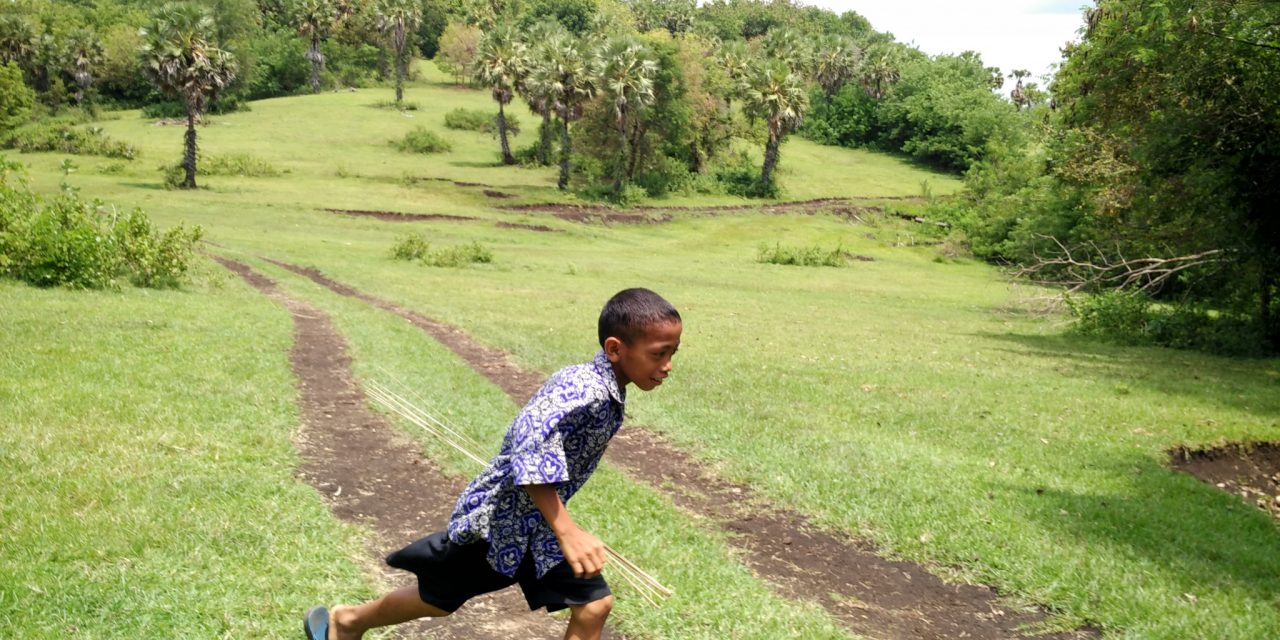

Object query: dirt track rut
[265,258,1097,640]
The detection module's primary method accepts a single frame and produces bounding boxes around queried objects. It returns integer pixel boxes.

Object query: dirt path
[212,256,605,640]
[266,258,1098,640]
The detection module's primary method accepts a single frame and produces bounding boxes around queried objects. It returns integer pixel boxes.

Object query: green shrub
[0,156,201,289]
[1067,291,1268,356]
[715,165,779,199]
[756,243,845,267]
[2,122,137,159]
[197,153,285,177]
[141,96,248,119]
[393,127,452,154]
[371,100,420,111]
[391,233,492,267]
[443,108,520,136]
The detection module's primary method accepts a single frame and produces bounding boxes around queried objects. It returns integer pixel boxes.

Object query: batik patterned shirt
[447,350,626,578]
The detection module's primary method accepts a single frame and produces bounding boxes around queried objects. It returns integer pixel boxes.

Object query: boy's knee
[571,595,613,626]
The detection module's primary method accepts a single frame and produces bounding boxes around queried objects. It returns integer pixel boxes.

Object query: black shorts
[385,532,611,613]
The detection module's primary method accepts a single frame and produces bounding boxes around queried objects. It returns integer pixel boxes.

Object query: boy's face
[604,320,682,391]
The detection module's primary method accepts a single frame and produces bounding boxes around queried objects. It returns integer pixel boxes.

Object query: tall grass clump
[161,153,284,187]
[756,243,845,267]
[444,108,519,136]
[392,127,452,154]
[0,157,201,288]
[391,232,492,267]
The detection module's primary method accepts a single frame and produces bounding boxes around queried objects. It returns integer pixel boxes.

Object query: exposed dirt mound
[211,256,615,640]
[324,208,477,223]
[268,259,1098,640]
[1170,442,1280,518]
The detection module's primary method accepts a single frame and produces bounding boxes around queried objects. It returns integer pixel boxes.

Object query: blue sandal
[303,606,329,640]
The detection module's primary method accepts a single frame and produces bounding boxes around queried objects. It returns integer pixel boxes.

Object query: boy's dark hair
[598,288,681,346]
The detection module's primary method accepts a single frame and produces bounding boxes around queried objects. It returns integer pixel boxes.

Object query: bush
[0,157,202,289]
[390,233,492,267]
[756,243,845,267]
[444,108,520,136]
[371,100,420,111]
[392,127,452,154]
[141,96,248,119]
[2,122,137,159]
[1067,291,1268,356]
[161,153,284,180]
[715,165,779,199]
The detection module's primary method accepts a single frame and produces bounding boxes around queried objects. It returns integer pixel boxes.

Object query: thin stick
[364,379,674,604]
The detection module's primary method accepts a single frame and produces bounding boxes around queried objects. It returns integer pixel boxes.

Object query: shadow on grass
[978,331,1280,419]
[991,445,1280,606]
[448,160,507,169]
[118,181,170,191]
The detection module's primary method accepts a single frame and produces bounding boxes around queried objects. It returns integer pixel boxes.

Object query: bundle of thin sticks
[366,379,675,607]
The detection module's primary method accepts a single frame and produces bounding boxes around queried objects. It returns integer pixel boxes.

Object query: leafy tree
[139,2,238,189]
[525,31,596,189]
[284,0,352,93]
[436,21,482,84]
[0,15,37,71]
[594,35,657,193]
[473,25,527,164]
[858,44,900,100]
[630,0,695,36]
[740,59,807,191]
[372,0,423,104]
[520,0,598,36]
[0,62,35,134]
[1008,69,1031,110]
[1048,0,1280,348]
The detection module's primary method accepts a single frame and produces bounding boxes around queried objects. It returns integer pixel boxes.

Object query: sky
[808,1,1091,82]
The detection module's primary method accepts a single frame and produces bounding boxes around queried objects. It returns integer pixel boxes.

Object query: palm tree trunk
[538,111,552,166]
[558,117,571,190]
[498,102,514,165]
[394,48,405,104]
[183,111,198,189]
[626,119,645,181]
[613,111,628,196]
[309,35,322,93]
[761,127,780,188]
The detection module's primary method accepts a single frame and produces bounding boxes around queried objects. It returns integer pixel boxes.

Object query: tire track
[264,258,1098,640]
[213,256,605,640]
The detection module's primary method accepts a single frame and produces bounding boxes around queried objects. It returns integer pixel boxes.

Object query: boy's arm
[523,483,606,579]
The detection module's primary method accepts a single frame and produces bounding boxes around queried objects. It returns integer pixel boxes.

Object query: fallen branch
[1015,234,1225,296]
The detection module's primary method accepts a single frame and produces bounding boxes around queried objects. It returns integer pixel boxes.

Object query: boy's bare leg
[329,585,449,640]
[563,595,613,640]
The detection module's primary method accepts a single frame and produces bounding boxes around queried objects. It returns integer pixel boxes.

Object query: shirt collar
[592,349,626,405]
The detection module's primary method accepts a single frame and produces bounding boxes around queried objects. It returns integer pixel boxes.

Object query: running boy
[305,288,682,640]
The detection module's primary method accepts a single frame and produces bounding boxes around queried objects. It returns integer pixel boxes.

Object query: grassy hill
[3,64,1279,639]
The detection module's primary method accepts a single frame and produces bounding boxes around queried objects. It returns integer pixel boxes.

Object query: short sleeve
[509,390,587,486]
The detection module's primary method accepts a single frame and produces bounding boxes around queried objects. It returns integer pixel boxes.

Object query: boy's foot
[303,605,328,640]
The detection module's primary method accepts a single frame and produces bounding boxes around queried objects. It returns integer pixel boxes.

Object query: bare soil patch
[500,198,883,225]
[269,259,1098,640]
[211,256,606,640]
[323,208,477,223]
[1170,442,1280,518]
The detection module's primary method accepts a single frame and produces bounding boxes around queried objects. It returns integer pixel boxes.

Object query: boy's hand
[522,483,607,578]
[557,525,606,578]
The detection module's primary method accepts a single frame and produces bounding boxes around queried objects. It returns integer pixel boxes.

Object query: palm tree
[474,26,526,165]
[717,39,750,111]
[594,36,656,195]
[812,35,861,104]
[518,21,569,166]
[286,0,351,93]
[0,15,36,70]
[139,2,238,190]
[65,29,103,108]
[761,28,811,77]
[740,60,808,191]
[1009,68,1031,110]
[372,0,422,105]
[525,33,596,190]
[860,46,901,101]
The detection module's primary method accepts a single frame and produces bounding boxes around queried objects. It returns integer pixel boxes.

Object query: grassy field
[4,62,1279,639]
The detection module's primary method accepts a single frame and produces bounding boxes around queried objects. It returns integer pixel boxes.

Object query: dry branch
[1015,234,1225,296]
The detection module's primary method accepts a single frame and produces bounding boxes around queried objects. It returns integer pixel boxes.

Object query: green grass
[0,276,376,639]
[5,60,1280,639]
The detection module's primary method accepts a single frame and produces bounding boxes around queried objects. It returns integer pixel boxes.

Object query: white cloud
[808,1,1089,81]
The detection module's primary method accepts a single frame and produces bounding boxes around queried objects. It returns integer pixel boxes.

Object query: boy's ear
[603,336,624,362]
